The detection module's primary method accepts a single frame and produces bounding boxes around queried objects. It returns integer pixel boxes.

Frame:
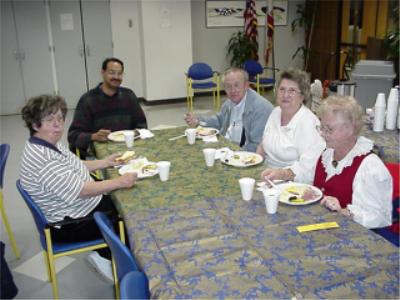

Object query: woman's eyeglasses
[277,87,301,96]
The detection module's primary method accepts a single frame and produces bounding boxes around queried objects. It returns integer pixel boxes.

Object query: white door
[1,0,54,115]
[49,0,87,109]
[1,0,25,115]
[81,0,113,90]
[13,0,54,99]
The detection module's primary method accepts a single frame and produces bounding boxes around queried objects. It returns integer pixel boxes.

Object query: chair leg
[112,258,120,299]
[43,251,52,282]
[0,191,20,258]
[114,220,125,299]
[45,228,59,299]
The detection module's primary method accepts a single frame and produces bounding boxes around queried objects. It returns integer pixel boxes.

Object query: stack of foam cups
[373,93,386,132]
[385,87,399,130]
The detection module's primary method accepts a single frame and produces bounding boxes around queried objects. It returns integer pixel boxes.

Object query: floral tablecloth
[95,127,399,299]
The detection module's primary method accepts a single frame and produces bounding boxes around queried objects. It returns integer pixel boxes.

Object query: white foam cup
[185,128,197,145]
[157,161,171,182]
[262,188,279,214]
[238,177,255,201]
[123,131,135,148]
[203,148,216,167]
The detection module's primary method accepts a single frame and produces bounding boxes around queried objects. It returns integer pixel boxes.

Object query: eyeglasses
[42,115,64,124]
[277,87,301,96]
[316,125,334,135]
[106,70,124,77]
[224,83,244,91]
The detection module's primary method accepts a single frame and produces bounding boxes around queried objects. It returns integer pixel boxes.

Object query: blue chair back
[120,271,150,300]
[93,211,139,281]
[243,59,263,78]
[16,180,48,249]
[0,144,10,188]
[187,62,214,80]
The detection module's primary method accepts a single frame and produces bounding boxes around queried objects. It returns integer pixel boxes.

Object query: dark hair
[102,57,124,72]
[277,68,311,103]
[21,94,67,136]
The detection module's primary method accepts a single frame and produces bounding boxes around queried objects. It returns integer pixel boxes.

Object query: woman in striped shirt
[20,94,136,283]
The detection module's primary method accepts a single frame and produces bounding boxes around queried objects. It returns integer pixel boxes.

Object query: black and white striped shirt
[20,138,101,223]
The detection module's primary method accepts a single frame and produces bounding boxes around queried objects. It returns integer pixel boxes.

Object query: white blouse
[297,136,393,229]
[261,105,325,178]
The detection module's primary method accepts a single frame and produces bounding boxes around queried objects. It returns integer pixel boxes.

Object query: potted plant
[226,31,258,67]
[291,2,318,70]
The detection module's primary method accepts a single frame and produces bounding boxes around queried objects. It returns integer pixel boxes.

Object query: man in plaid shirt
[68,57,147,158]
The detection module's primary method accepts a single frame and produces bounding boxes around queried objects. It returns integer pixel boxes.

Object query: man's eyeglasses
[106,70,124,77]
[277,87,301,96]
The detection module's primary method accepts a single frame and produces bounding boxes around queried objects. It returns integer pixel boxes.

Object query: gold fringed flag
[244,0,258,60]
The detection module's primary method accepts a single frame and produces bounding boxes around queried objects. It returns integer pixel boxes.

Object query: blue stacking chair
[186,62,220,112]
[243,59,278,94]
[94,211,150,299]
[0,144,20,258]
[120,271,150,300]
[16,180,117,299]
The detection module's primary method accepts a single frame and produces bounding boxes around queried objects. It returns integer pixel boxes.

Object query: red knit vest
[313,152,371,208]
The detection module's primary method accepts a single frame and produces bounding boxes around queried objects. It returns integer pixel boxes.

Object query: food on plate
[302,187,321,201]
[113,132,125,138]
[196,126,217,136]
[283,185,319,203]
[115,151,136,163]
[243,155,258,165]
[142,164,157,174]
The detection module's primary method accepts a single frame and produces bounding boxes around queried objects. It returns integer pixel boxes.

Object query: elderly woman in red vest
[263,95,392,229]
[314,95,392,228]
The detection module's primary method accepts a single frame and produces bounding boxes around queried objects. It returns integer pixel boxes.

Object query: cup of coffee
[238,177,255,201]
[157,161,171,182]
[185,128,197,145]
[203,148,216,167]
[123,131,135,148]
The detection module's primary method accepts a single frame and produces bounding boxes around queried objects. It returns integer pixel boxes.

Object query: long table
[95,126,399,299]
[362,125,399,163]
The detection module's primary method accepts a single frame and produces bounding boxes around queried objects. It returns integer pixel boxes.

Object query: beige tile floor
[0,92,274,299]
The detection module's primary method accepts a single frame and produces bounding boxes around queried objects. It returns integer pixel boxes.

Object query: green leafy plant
[291,2,318,70]
[227,31,258,67]
[383,3,399,61]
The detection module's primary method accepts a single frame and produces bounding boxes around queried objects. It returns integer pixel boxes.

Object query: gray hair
[318,95,364,136]
[221,67,249,85]
[276,68,311,103]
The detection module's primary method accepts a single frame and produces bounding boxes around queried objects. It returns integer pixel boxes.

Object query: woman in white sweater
[257,68,325,181]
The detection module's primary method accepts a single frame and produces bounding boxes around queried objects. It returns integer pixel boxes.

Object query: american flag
[264,0,274,65]
[244,0,258,60]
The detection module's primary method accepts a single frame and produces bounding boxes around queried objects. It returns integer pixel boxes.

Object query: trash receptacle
[351,60,396,109]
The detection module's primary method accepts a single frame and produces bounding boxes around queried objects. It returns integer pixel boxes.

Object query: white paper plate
[196,127,219,139]
[220,151,263,167]
[279,183,323,206]
[108,130,140,142]
[118,158,158,179]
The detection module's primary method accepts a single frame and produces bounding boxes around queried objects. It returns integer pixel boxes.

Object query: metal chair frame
[16,180,122,299]
[94,211,149,299]
[0,144,20,258]
[186,62,220,112]
[243,59,279,94]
